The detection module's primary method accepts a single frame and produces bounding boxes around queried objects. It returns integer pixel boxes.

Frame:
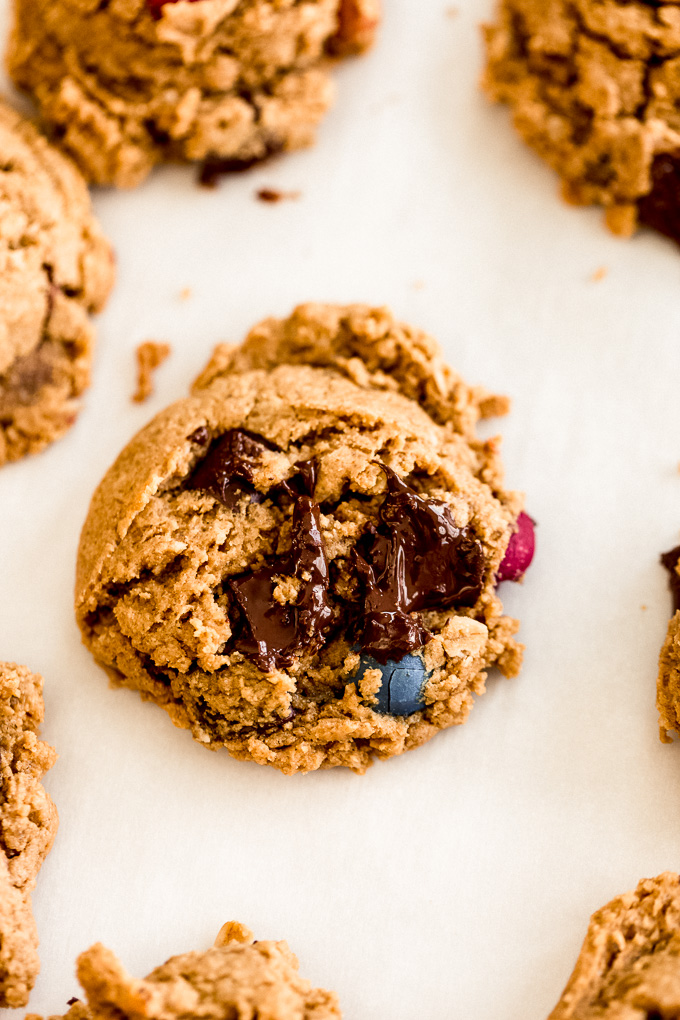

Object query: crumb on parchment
[133,341,171,403]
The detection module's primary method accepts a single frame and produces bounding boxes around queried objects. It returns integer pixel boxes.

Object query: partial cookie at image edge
[482,0,680,247]
[0,98,114,466]
[0,661,58,1009]
[25,922,341,1020]
[547,873,680,1019]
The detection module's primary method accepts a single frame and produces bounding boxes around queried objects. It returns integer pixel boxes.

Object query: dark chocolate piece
[229,460,332,672]
[187,425,210,446]
[638,150,680,247]
[662,544,680,615]
[355,467,484,664]
[0,342,55,414]
[198,141,284,188]
[189,429,268,508]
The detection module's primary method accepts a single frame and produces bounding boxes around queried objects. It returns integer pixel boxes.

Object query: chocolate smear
[355,467,485,664]
[189,429,270,508]
[662,544,680,615]
[187,425,210,446]
[638,150,680,247]
[229,460,332,672]
[198,140,284,188]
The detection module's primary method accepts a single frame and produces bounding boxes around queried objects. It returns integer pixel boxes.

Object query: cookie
[29,922,340,1020]
[482,0,680,245]
[8,0,380,189]
[658,544,680,741]
[75,304,533,775]
[548,873,680,1019]
[0,100,114,466]
[0,662,58,1008]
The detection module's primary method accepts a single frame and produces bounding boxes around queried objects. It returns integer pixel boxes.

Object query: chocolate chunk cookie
[0,100,114,466]
[75,304,533,774]
[0,662,58,1008]
[31,922,340,1020]
[8,0,380,189]
[482,0,680,245]
[548,873,680,1019]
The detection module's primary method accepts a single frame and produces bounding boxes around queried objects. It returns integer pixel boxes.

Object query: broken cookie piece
[548,873,680,1019]
[75,304,533,775]
[482,0,680,247]
[29,923,340,1020]
[0,99,114,466]
[133,342,171,404]
[8,0,381,189]
[0,662,58,1008]
[658,544,680,741]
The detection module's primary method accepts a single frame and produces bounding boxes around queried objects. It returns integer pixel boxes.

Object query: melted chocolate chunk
[229,460,332,672]
[661,545,680,615]
[638,150,680,246]
[189,429,269,508]
[355,467,485,664]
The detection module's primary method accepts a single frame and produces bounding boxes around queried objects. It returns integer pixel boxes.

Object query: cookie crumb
[446,5,459,16]
[214,921,254,948]
[179,287,192,302]
[256,187,300,204]
[133,341,171,404]
[590,266,608,283]
[642,604,648,611]
[412,279,425,290]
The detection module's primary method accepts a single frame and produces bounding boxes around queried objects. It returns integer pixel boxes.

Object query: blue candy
[352,653,429,716]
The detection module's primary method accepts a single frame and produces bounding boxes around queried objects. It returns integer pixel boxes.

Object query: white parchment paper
[2,2,680,1018]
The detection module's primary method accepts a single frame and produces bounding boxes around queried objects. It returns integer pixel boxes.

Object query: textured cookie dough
[76,304,528,775]
[548,873,680,1019]
[0,662,58,1008]
[0,99,114,466]
[29,922,340,1020]
[482,0,680,244]
[8,0,381,189]
[658,544,680,741]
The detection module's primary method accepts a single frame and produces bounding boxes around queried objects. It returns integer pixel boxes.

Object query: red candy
[497,512,536,582]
